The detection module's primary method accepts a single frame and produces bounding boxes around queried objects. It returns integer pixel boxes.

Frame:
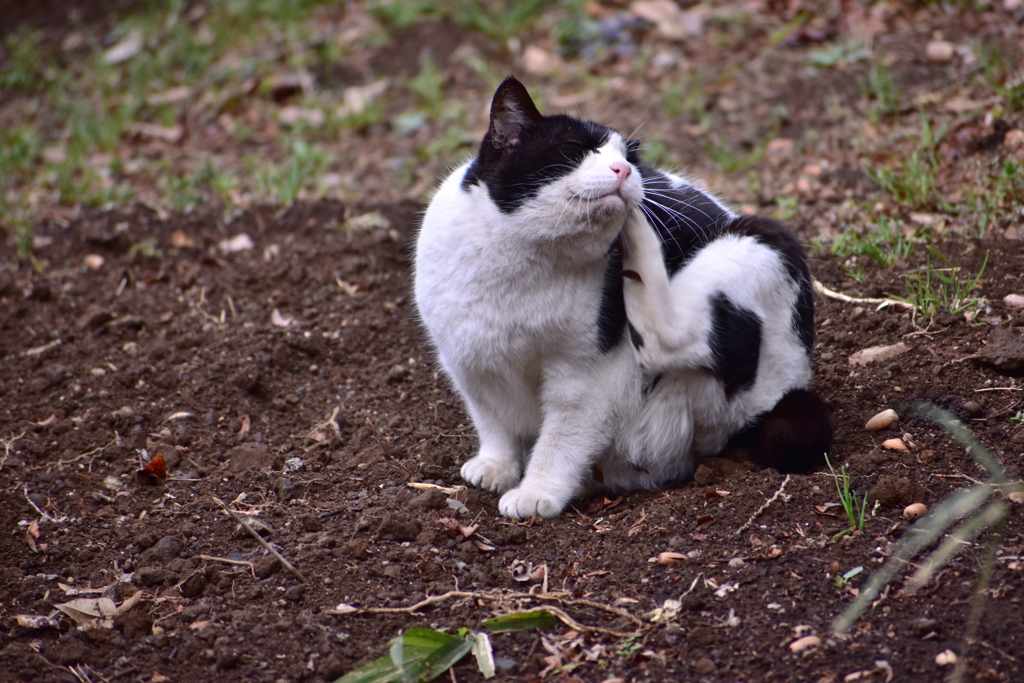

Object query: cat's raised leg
[619,208,714,374]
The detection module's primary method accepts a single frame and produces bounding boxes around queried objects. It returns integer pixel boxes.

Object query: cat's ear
[488,76,543,151]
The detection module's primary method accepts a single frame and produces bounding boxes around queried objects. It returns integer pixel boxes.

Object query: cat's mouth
[576,189,631,209]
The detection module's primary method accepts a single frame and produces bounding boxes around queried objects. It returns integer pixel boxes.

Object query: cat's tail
[733,388,834,473]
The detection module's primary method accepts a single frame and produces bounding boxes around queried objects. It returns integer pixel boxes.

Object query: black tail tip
[748,388,834,474]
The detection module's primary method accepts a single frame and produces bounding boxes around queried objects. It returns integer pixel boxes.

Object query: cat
[414,76,832,519]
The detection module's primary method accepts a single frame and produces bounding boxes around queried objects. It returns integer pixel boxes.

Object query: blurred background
[2,0,1023,258]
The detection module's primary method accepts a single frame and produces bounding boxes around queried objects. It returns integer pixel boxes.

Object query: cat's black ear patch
[489,76,544,151]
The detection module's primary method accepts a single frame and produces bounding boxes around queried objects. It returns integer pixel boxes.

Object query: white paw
[498,485,568,519]
[461,455,520,493]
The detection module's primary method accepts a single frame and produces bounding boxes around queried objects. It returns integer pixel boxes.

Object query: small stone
[376,512,421,542]
[138,536,184,567]
[1004,293,1024,309]
[868,476,927,508]
[925,40,954,63]
[935,649,957,666]
[283,585,306,602]
[254,556,281,579]
[865,409,898,431]
[214,636,241,669]
[83,254,105,269]
[692,657,717,675]
[226,443,275,473]
[658,552,687,565]
[342,539,369,559]
[410,488,447,510]
[180,572,208,598]
[386,364,411,383]
[849,343,911,366]
[789,635,822,653]
[319,654,347,680]
[903,502,927,521]
[882,438,908,451]
[911,617,940,635]
[283,457,304,474]
[962,401,983,418]
[136,566,176,586]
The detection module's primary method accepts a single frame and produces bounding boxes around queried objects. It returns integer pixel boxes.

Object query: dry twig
[328,587,642,637]
[734,475,791,537]
[211,496,307,583]
[813,279,913,311]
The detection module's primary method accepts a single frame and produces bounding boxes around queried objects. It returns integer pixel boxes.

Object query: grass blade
[483,610,559,633]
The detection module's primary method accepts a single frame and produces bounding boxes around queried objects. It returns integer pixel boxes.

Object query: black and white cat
[414,76,832,519]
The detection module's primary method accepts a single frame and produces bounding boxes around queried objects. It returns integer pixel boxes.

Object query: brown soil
[3,2,1024,683]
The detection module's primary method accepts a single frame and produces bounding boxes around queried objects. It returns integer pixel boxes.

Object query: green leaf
[334,652,402,683]
[482,610,559,633]
[470,631,496,679]
[398,632,473,682]
[335,629,474,683]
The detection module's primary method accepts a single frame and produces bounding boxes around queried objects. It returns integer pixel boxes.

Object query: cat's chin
[577,192,631,217]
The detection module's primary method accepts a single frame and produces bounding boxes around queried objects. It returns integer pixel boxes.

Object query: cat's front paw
[461,455,521,493]
[498,486,568,519]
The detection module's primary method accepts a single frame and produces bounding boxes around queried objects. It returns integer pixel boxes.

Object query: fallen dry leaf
[849,343,911,366]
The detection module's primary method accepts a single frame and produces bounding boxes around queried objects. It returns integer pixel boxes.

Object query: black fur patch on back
[727,388,833,473]
[722,215,815,353]
[709,293,762,398]
[637,167,733,276]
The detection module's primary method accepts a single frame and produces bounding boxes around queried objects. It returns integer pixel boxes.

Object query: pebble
[283,457,304,474]
[903,502,927,521]
[1008,491,1024,504]
[935,649,957,666]
[865,409,897,431]
[882,438,908,451]
[1003,293,1024,309]
[657,551,687,565]
[925,40,954,63]
[789,635,821,653]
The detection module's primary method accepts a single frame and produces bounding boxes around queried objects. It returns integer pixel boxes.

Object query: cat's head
[463,76,644,229]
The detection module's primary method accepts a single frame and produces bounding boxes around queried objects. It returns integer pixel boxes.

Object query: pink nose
[610,161,632,180]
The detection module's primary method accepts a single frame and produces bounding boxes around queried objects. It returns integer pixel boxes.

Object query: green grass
[824,454,868,541]
[866,61,899,122]
[251,138,334,205]
[704,109,783,173]
[865,109,948,210]
[816,215,918,280]
[0,30,47,91]
[894,245,989,317]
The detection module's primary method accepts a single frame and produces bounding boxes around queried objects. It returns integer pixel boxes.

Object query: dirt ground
[3,2,1024,683]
